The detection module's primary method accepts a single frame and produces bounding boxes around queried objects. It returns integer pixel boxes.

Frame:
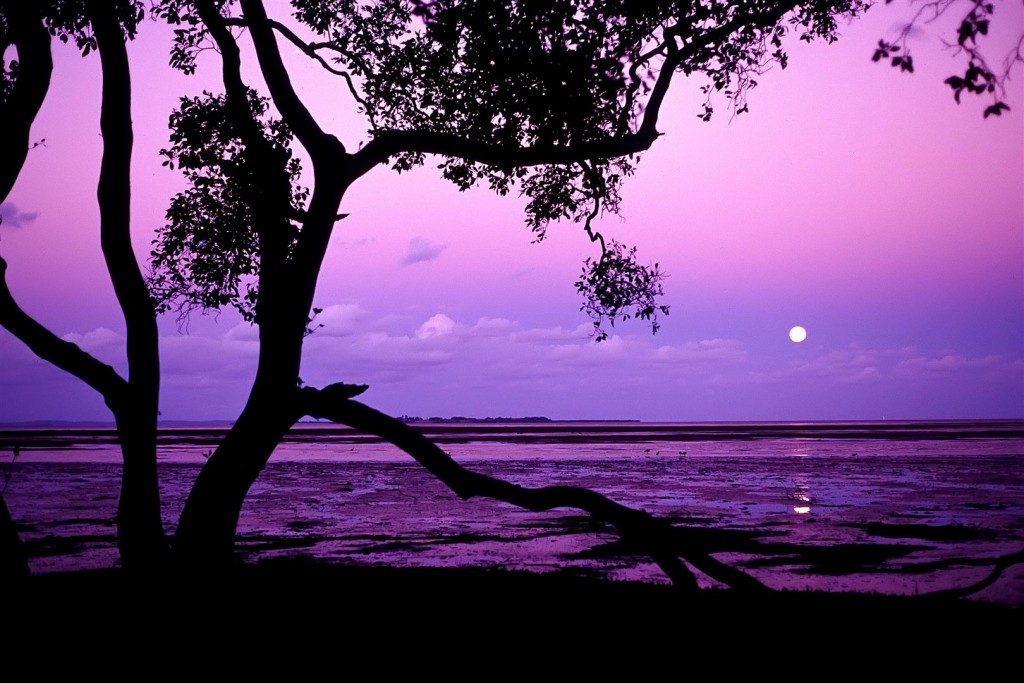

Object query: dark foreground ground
[4,561,1020,672]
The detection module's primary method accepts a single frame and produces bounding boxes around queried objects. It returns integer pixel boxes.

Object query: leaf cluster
[148,89,308,323]
[942,2,1011,115]
[695,1,867,120]
[44,0,146,55]
[872,39,914,72]
[876,0,1017,118]
[152,0,222,75]
[575,240,670,342]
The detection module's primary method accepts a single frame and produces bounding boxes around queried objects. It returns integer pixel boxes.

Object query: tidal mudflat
[4,421,1022,606]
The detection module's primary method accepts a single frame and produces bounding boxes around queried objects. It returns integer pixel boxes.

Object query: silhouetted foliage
[874,0,1022,117]
[151,0,872,339]
[150,89,307,323]
[577,240,670,342]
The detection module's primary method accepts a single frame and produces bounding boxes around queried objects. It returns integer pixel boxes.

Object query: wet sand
[5,424,1023,607]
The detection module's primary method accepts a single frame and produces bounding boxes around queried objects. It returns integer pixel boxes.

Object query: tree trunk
[0,492,29,580]
[113,412,167,568]
[90,1,168,568]
[172,1,351,565]
[173,389,298,565]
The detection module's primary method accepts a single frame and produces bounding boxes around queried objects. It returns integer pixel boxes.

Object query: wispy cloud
[0,202,38,229]
[300,310,750,388]
[5,312,1021,422]
[895,354,1005,373]
[750,345,1021,385]
[401,237,446,265]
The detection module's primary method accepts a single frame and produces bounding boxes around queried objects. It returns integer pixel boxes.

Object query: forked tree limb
[237,0,343,158]
[300,383,773,593]
[195,0,347,317]
[220,15,368,111]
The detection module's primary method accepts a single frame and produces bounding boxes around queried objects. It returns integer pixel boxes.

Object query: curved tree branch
[235,0,355,291]
[300,383,774,594]
[88,0,159,413]
[191,0,312,322]
[619,39,671,136]
[924,546,1024,600]
[577,160,607,252]
[352,126,662,180]
[87,0,170,567]
[208,0,348,304]
[349,0,804,180]
[238,0,345,160]
[222,15,368,112]
[0,1,52,201]
[192,0,270,157]
[0,256,128,407]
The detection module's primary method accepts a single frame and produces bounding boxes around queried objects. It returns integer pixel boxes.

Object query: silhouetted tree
[160,0,1022,574]
[0,0,1018,589]
[0,0,167,570]
[152,0,880,574]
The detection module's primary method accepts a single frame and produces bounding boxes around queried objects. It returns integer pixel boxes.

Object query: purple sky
[1,4,1021,423]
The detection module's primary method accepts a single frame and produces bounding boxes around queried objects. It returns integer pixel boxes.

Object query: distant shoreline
[0,416,640,428]
[2,418,1022,450]
[1,416,1021,429]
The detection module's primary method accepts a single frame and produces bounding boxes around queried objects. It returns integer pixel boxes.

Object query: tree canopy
[142,0,1020,338]
[148,0,876,340]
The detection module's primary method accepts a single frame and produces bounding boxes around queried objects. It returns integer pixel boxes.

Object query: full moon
[788,326,808,343]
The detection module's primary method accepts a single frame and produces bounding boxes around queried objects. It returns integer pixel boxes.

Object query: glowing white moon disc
[789,326,807,343]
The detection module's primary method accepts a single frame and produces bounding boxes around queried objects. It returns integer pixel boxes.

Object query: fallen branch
[299,383,772,593]
[923,547,1024,600]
